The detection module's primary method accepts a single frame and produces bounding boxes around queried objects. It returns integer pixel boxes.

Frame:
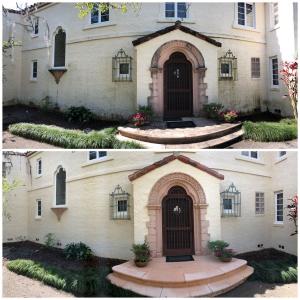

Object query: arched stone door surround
[150,40,208,117]
[146,172,210,257]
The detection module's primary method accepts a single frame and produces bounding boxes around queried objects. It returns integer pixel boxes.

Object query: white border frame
[274,191,284,225]
[53,165,67,208]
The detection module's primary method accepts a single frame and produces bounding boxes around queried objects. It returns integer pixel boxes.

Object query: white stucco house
[3,150,297,260]
[2,2,298,119]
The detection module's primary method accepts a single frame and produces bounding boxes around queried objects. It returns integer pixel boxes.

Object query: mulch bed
[238,111,282,122]
[3,241,126,271]
[3,104,122,131]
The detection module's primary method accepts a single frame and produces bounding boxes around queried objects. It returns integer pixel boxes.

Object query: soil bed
[3,104,122,131]
[238,111,283,122]
[3,241,125,271]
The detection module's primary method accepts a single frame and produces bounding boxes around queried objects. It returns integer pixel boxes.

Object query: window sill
[31,34,39,38]
[235,156,264,165]
[81,157,113,167]
[273,222,284,227]
[270,87,280,91]
[255,214,265,217]
[270,25,280,32]
[275,156,287,164]
[30,79,37,82]
[83,22,116,31]
[251,77,261,80]
[157,18,195,24]
[232,23,260,33]
[36,174,42,178]
[52,205,68,209]
[35,216,42,220]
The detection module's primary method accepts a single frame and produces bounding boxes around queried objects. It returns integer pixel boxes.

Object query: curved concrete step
[107,265,254,297]
[118,123,242,144]
[116,129,244,149]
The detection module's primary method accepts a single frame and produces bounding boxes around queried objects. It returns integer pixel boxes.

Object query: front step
[116,129,244,149]
[107,265,254,297]
[118,122,242,145]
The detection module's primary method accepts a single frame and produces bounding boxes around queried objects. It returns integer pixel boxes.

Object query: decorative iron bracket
[48,68,67,84]
[51,207,67,221]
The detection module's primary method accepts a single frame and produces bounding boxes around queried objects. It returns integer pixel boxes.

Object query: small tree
[280,61,298,120]
[287,195,298,236]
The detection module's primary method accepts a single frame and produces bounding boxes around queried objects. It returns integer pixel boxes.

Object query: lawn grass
[243,119,297,142]
[248,258,297,283]
[8,123,143,149]
[6,259,141,297]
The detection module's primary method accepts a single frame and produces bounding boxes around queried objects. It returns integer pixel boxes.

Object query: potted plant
[219,248,235,262]
[131,242,151,267]
[208,240,229,257]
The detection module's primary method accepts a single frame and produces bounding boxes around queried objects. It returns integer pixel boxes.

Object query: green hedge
[243,120,297,142]
[6,259,109,296]
[249,259,297,283]
[8,123,143,149]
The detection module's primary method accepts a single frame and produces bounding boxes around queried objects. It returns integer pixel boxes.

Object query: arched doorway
[163,52,193,118]
[162,186,194,256]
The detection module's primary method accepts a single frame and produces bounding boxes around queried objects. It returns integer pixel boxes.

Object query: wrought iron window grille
[110,185,130,220]
[112,49,133,82]
[220,183,241,217]
[218,50,237,81]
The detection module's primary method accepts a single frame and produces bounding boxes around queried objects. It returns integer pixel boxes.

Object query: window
[275,191,284,223]
[55,167,66,206]
[220,183,241,217]
[31,61,38,80]
[88,151,107,161]
[165,2,187,19]
[110,185,130,220]
[255,192,264,215]
[251,57,260,78]
[91,3,109,24]
[272,2,279,27]
[241,151,258,159]
[54,28,66,67]
[279,151,287,158]
[237,2,255,28]
[32,18,39,35]
[36,159,42,176]
[270,57,279,87]
[112,49,133,82]
[218,50,237,80]
[36,199,42,218]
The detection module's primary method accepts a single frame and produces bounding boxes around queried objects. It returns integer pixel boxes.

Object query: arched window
[54,28,66,67]
[55,167,66,206]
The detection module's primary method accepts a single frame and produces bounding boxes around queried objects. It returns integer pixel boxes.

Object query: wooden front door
[164,52,193,119]
[162,186,194,256]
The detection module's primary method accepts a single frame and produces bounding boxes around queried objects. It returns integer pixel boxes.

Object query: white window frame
[164,2,189,20]
[36,199,42,219]
[270,56,279,88]
[52,27,67,69]
[251,57,260,78]
[276,151,287,163]
[223,197,234,214]
[274,191,284,224]
[220,62,233,78]
[241,151,259,160]
[117,61,131,79]
[116,198,128,219]
[90,4,110,25]
[31,60,38,81]
[31,17,39,37]
[270,2,279,30]
[88,151,108,162]
[53,166,67,208]
[36,158,42,177]
[255,192,264,215]
[235,2,256,29]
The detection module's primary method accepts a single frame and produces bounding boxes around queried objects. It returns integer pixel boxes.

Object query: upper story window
[165,2,187,19]
[274,191,284,224]
[255,192,264,215]
[251,57,260,78]
[36,158,42,176]
[55,167,66,206]
[270,56,279,87]
[32,18,39,35]
[237,2,256,28]
[91,3,109,24]
[54,28,66,67]
[241,151,258,159]
[279,151,287,158]
[31,60,38,80]
[89,151,107,161]
[271,2,279,28]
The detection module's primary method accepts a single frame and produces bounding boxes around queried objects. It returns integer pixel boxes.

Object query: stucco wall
[3,2,295,117]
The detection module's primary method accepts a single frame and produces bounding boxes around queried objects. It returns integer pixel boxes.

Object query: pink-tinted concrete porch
[107,255,254,297]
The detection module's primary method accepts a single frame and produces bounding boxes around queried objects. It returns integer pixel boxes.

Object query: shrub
[137,105,153,121]
[66,106,95,124]
[131,242,151,263]
[203,103,224,119]
[44,233,57,248]
[8,123,143,149]
[6,259,106,296]
[219,110,238,123]
[243,121,297,142]
[64,242,93,261]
